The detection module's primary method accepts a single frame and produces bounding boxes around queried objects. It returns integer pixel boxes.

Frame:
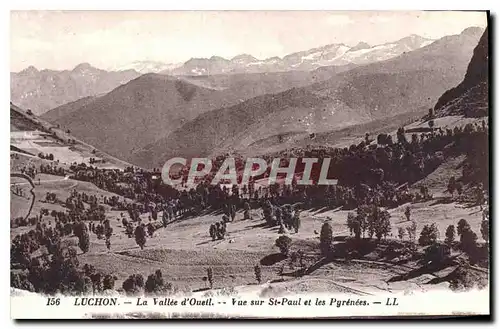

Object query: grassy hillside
[10,102,133,170]
[41,96,98,123]
[132,28,483,168]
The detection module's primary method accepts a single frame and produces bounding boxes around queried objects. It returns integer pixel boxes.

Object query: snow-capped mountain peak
[110,61,183,74]
[349,42,371,52]
[168,33,437,76]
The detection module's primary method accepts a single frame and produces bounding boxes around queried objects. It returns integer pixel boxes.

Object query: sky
[10,10,488,72]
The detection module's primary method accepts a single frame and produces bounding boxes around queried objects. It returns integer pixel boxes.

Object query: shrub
[423,243,450,266]
[103,274,117,290]
[275,235,292,256]
[75,276,93,295]
[145,270,173,295]
[122,274,145,295]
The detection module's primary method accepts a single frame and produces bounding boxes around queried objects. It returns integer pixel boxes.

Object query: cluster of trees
[14,185,123,257]
[11,184,26,197]
[56,120,487,239]
[88,218,113,247]
[346,205,391,241]
[11,208,175,296]
[10,220,110,295]
[263,202,301,234]
[73,221,90,253]
[69,164,179,203]
[121,270,174,296]
[39,163,66,177]
[11,118,489,294]
[89,157,106,165]
[145,270,173,295]
[11,216,39,229]
[11,217,95,273]
[275,235,292,256]
[400,217,488,266]
[398,221,417,245]
[37,153,54,161]
[418,223,440,246]
[20,164,37,179]
[120,212,163,248]
[209,221,227,241]
[45,192,57,203]
[272,230,320,280]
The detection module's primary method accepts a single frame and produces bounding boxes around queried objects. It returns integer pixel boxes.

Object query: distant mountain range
[37,27,483,168]
[11,34,435,115]
[167,34,435,75]
[130,27,484,168]
[109,61,183,74]
[10,64,141,115]
[14,26,487,170]
[41,66,351,162]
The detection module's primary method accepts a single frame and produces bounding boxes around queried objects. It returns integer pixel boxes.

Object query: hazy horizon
[11,10,488,72]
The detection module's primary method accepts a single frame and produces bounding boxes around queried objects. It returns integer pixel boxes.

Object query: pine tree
[406,221,417,246]
[134,225,147,250]
[460,228,478,260]
[418,223,439,246]
[320,222,333,256]
[374,209,391,241]
[445,225,456,247]
[78,230,90,253]
[457,219,471,238]
[254,265,262,284]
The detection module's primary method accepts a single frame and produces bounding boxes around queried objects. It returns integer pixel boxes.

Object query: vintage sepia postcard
[10,10,490,319]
